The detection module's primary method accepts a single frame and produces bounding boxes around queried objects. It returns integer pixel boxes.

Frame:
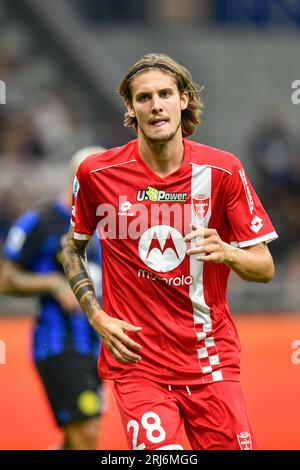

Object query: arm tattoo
[69,272,90,290]
[62,235,101,324]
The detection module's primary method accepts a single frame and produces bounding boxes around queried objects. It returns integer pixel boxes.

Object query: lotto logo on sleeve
[250,216,263,233]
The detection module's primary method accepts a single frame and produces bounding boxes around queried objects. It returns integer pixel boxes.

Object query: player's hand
[185,223,233,263]
[91,311,142,364]
[50,274,80,312]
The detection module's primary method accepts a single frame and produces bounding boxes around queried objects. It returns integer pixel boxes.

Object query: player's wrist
[224,244,240,268]
[88,308,109,330]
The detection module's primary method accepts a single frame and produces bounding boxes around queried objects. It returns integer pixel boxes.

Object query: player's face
[126,70,188,144]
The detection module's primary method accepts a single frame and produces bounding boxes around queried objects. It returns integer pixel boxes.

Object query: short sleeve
[71,161,97,240]
[226,158,278,248]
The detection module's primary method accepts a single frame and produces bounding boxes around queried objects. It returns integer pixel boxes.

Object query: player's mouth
[149,118,169,128]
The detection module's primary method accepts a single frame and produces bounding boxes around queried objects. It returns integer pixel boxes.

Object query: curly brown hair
[119,53,203,138]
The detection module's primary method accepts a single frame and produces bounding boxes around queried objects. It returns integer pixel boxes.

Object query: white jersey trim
[190,162,232,176]
[70,219,75,227]
[231,231,278,248]
[90,159,136,174]
[74,232,92,241]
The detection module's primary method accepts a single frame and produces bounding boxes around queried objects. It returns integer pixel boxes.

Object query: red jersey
[71,139,277,385]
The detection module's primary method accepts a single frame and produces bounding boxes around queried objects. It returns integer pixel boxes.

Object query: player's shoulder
[78,140,136,175]
[188,140,241,175]
[11,210,40,233]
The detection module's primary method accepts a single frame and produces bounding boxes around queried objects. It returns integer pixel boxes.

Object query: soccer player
[1,147,106,450]
[62,54,278,450]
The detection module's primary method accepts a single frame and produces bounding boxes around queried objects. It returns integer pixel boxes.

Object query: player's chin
[148,130,175,144]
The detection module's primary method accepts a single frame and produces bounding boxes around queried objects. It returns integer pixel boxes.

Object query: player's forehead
[130,69,178,96]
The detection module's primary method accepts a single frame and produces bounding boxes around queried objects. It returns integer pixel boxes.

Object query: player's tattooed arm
[62,225,100,324]
[62,225,143,364]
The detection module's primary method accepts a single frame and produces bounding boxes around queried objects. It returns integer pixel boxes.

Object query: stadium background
[0,0,299,449]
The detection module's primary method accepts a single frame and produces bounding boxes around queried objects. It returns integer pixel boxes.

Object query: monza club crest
[236,431,252,450]
[192,194,210,220]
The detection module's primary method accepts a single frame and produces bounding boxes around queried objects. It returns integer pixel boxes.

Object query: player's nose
[151,96,163,113]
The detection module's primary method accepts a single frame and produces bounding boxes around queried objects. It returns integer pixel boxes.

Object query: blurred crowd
[71,0,300,27]
[0,48,94,246]
[246,109,300,281]
[0,2,103,250]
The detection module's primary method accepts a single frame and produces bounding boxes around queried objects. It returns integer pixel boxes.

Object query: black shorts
[35,351,103,427]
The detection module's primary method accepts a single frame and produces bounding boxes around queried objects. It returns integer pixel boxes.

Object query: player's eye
[138,94,150,102]
[160,90,172,98]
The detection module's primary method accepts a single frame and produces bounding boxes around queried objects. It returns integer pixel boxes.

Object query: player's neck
[138,132,184,178]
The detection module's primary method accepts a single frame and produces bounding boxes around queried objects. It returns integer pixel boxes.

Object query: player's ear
[126,100,135,118]
[180,91,189,111]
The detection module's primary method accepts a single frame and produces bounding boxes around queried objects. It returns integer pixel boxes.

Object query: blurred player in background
[0,146,106,450]
[62,54,278,450]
